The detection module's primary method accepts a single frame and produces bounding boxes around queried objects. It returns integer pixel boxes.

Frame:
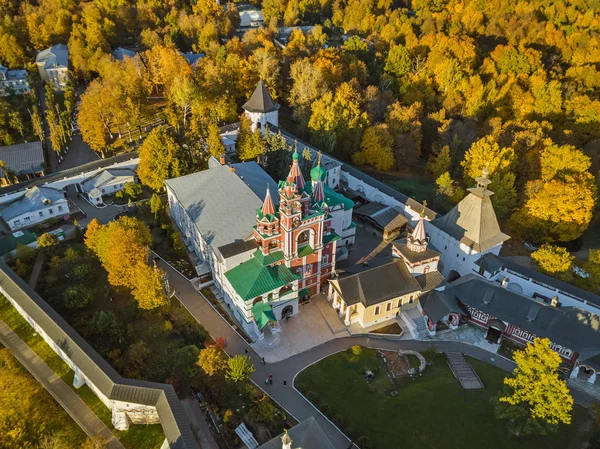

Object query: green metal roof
[297,244,315,258]
[304,183,354,210]
[252,301,277,329]
[253,249,284,266]
[225,258,300,301]
[323,232,341,244]
[0,230,37,256]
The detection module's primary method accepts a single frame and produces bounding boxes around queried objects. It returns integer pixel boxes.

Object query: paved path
[160,262,595,448]
[28,252,45,289]
[445,352,484,389]
[0,320,125,449]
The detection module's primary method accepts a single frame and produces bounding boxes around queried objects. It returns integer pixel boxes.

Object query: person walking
[261,357,265,364]
[283,380,287,386]
[244,349,249,355]
[269,374,273,385]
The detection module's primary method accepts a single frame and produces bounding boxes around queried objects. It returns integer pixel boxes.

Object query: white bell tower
[243,80,280,133]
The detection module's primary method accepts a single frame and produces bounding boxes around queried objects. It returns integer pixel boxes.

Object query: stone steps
[446,352,484,390]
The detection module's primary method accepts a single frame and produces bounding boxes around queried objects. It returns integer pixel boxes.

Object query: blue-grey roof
[0,141,44,177]
[0,186,66,221]
[112,47,137,61]
[36,44,69,69]
[231,162,280,205]
[179,51,204,65]
[81,168,135,191]
[165,163,278,252]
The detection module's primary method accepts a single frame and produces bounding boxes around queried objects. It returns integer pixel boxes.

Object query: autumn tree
[226,355,255,382]
[308,82,368,155]
[237,115,265,161]
[137,127,183,191]
[427,145,451,179]
[84,217,168,310]
[496,338,573,436]
[352,124,395,171]
[385,101,423,161]
[37,232,59,249]
[197,345,228,376]
[207,121,225,158]
[531,245,574,276]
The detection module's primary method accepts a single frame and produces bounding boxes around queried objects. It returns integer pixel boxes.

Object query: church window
[397,298,403,308]
[409,297,414,304]
[375,306,381,315]
[323,255,329,265]
[456,253,459,258]
[424,265,430,273]
[386,302,392,312]
[462,257,465,261]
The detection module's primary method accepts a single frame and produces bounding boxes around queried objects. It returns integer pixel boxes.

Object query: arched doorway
[485,319,506,344]
[282,305,294,319]
[447,270,461,283]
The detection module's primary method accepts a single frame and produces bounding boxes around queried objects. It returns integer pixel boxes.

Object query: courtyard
[295,347,587,449]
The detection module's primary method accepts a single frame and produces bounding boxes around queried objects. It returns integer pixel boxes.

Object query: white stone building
[77,168,136,205]
[0,186,69,230]
[0,65,30,96]
[36,44,69,90]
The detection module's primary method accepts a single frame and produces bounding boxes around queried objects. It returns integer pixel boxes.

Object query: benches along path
[0,319,125,449]
[159,260,595,449]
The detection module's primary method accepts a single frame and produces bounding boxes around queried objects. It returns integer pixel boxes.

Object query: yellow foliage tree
[461,134,515,182]
[353,124,395,171]
[531,244,574,274]
[137,126,183,191]
[197,345,228,376]
[84,217,167,310]
[498,338,573,433]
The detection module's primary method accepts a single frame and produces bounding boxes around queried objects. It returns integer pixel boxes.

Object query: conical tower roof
[260,184,276,216]
[433,169,509,253]
[243,80,280,113]
[286,147,305,191]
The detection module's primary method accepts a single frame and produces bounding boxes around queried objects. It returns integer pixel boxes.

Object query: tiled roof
[330,256,421,307]
[225,257,300,300]
[420,288,466,323]
[0,230,37,256]
[323,232,341,244]
[297,244,314,258]
[303,182,354,210]
[81,168,135,191]
[0,141,44,177]
[415,270,445,291]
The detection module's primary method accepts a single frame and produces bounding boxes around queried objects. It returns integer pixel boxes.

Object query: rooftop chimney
[550,296,559,307]
[219,154,225,165]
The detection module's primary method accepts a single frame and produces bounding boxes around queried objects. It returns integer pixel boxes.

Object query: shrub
[16,243,36,263]
[123,182,143,199]
[333,414,344,427]
[351,345,362,356]
[306,391,319,405]
[367,384,376,393]
[295,382,307,393]
[320,403,331,415]
[356,436,372,449]
[37,232,58,249]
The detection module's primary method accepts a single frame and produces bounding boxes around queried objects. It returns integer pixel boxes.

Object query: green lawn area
[295,347,586,449]
[0,295,165,449]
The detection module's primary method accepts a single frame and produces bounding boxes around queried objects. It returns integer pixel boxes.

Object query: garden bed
[368,322,403,336]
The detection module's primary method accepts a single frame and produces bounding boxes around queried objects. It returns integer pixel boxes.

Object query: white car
[524,242,537,252]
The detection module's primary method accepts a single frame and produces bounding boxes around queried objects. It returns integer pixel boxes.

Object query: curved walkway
[161,261,594,449]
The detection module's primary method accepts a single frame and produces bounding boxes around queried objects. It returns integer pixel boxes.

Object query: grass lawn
[0,295,165,449]
[295,347,586,449]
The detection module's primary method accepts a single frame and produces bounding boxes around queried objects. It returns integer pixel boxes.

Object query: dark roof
[258,417,336,449]
[433,186,509,253]
[230,162,280,205]
[420,288,466,323]
[355,202,408,231]
[392,239,441,264]
[330,257,421,307]
[0,141,44,177]
[340,164,437,220]
[416,270,445,291]
[475,253,600,308]
[449,274,600,356]
[217,240,258,259]
[242,81,280,113]
[0,262,199,449]
[0,152,138,196]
